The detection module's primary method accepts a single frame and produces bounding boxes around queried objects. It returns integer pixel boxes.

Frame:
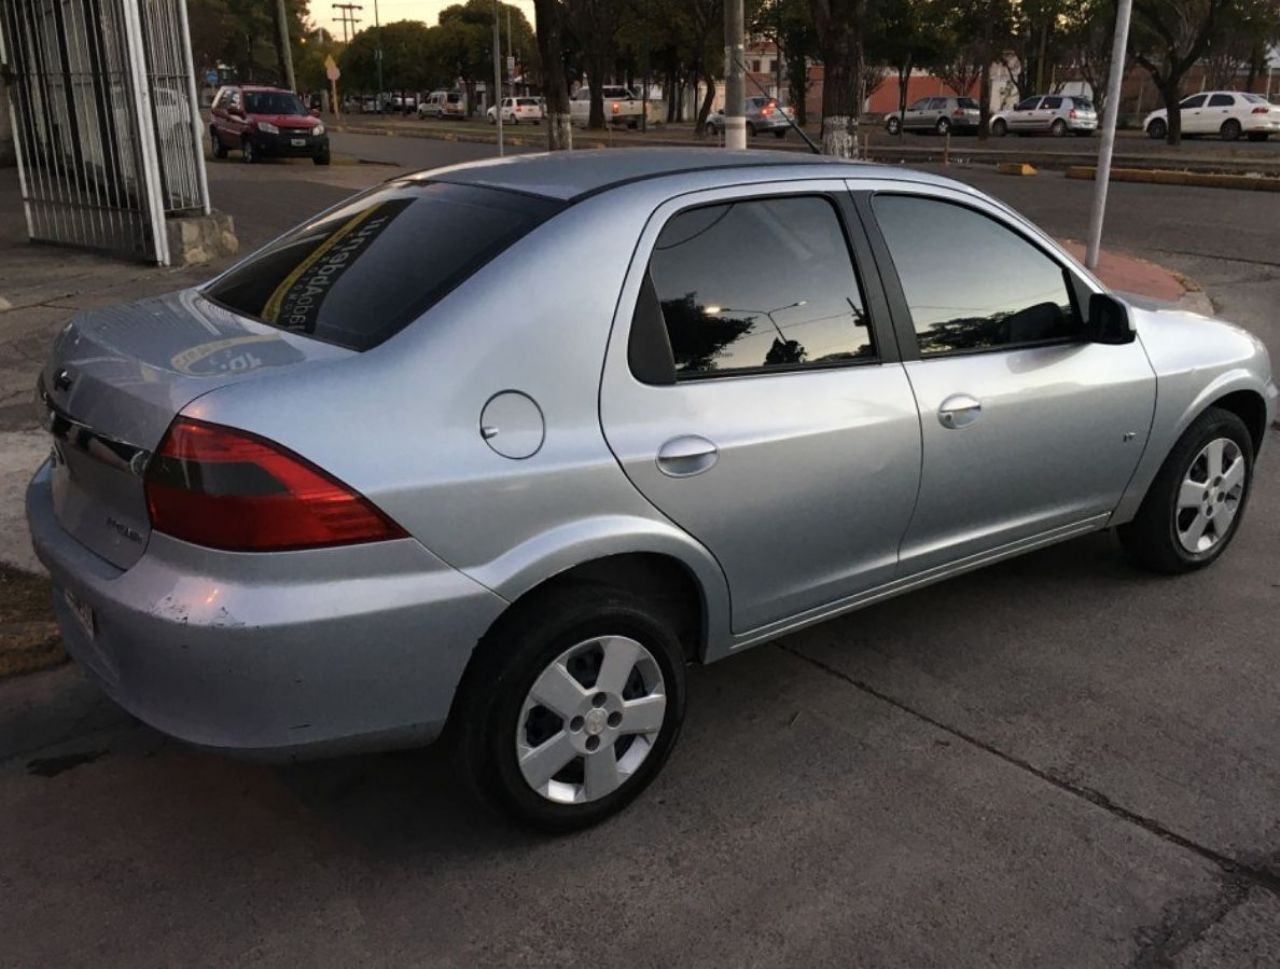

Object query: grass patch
[0,564,65,678]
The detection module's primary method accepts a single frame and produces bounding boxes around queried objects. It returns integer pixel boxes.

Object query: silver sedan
[28,150,1277,831]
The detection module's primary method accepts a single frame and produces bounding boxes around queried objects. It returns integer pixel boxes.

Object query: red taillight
[1252,106,1269,114]
[1069,109,1078,118]
[612,102,620,114]
[144,417,406,552]
[952,108,964,117]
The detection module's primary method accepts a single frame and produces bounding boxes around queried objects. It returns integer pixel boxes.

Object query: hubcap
[516,636,667,804]
[1175,437,1245,554]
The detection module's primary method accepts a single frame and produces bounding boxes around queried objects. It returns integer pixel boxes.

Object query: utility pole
[332,3,362,45]
[492,0,504,155]
[724,0,745,149]
[506,4,512,97]
[373,0,383,110]
[273,0,296,91]
[1085,0,1134,271]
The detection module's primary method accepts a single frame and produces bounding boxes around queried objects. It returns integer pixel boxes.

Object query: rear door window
[1042,96,1063,110]
[204,182,561,351]
[1208,94,1235,107]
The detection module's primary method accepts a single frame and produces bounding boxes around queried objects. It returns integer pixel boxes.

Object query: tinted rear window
[958,97,979,109]
[204,182,560,351]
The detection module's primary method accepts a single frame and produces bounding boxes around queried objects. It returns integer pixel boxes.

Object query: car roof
[418,148,938,202]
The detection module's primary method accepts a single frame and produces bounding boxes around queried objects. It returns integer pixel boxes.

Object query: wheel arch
[1210,388,1269,457]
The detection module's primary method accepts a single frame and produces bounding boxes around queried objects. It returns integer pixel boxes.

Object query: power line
[332,3,362,44]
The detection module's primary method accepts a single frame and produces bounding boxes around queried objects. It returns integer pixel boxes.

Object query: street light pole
[1085,0,1134,271]
[373,0,383,111]
[724,0,746,149]
[492,0,504,155]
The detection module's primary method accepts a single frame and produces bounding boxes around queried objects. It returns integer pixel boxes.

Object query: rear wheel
[1147,117,1167,140]
[1050,118,1068,137]
[991,118,1008,137]
[211,127,227,158]
[1117,407,1254,574]
[1220,118,1242,141]
[453,585,687,832]
[886,115,901,135]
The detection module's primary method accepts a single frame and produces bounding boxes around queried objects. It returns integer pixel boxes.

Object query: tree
[1062,0,1121,114]
[339,21,443,95]
[809,0,869,155]
[1203,0,1280,89]
[433,1,534,115]
[565,0,622,128]
[1129,0,1235,145]
[927,0,1011,139]
[753,0,819,124]
[866,0,944,132]
[535,0,573,148]
[1000,0,1067,102]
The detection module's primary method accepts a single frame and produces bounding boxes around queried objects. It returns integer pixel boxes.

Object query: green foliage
[188,0,310,85]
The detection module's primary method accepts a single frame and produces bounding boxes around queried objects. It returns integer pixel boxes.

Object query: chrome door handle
[657,435,719,477]
[938,394,983,429]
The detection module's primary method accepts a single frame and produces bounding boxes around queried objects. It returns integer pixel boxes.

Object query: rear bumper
[1244,119,1280,133]
[27,461,506,759]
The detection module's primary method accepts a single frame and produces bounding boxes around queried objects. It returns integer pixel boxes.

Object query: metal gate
[0,0,210,264]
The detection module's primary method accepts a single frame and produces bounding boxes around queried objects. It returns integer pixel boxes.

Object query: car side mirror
[1087,292,1135,345]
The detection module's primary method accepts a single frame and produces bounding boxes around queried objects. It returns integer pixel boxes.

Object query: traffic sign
[324,55,340,82]
[204,69,218,86]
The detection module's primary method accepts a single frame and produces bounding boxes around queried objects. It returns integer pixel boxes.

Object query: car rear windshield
[1242,93,1268,104]
[957,97,979,109]
[1073,98,1095,110]
[517,98,539,106]
[203,181,562,351]
[244,92,308,115]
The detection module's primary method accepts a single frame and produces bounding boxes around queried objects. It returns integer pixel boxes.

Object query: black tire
[1147,118,1167,140]
[1117,407,1254,575]
[886,116,901,135]
[1247,132,1269,142]
[451,584,687,832]
[746,121,756,137]
[1220,118,1242,142]
[935,116,950,135]
[991,118,1007,137]
[313,147,330,166]
[1050,118,1068,137]
[241,137,257,163]
[211,127,227,158]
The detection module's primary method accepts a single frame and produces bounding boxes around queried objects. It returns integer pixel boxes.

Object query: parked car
[486,97,544,124]
[28,151,1275,831]
[1144,91,1280,141]
[418,90,467,120]
[392,94,419,115]
[705,96,795,138]
[885,96,980,135]
[990,94,1097,137]
[209,85,329,165]
[570,85,650,128]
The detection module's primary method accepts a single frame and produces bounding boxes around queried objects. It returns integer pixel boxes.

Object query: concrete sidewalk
[0,161,1213,574]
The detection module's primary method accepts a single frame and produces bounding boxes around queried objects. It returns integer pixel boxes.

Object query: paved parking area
[2,150,1278,967]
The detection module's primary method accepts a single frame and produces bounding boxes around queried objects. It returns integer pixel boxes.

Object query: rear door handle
[657,435,719,477]
[938,393,983,429]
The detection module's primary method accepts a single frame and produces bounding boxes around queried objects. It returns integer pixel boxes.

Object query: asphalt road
[3,144,1279,968]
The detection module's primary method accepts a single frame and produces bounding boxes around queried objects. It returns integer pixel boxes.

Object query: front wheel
[1118,407,1254,574]
[991,118,1008,137]
[886,116,901,135]
[1147,118,1167,140]
[452,585,687,831]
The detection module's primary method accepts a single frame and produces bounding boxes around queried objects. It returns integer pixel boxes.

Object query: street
[3,139,1280,967]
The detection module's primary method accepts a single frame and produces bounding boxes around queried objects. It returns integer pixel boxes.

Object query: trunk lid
[40,289,349,569]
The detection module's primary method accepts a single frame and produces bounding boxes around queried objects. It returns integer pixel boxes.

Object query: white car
[486,97,544,125]
[570,85,653,128]
[1144,91,1280,141]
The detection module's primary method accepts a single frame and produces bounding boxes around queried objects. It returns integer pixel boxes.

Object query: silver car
[991,94,1098,137]
[885,96,980,135]
[28,151,1276,831]
[706,96,795,138]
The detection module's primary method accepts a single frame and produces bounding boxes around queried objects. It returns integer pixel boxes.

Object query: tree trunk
[534,0,572,149]
[811,0,862,157]
[588,53,607,128]
[977,61,991,141]
[1161,79,1182,145]
[896,58,910,138]
[696,72,716,133]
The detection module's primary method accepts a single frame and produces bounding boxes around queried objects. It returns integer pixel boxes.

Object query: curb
[1065,165,1280,192]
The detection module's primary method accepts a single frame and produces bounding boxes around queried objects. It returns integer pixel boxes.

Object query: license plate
[291,138,305,147]
[64,588,95,639]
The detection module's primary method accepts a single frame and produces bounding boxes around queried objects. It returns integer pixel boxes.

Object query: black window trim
[626,188,897,385]
[854,189,1094,362]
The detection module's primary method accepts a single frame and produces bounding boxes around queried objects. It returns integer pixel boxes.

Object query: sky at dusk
[316,0,536,40]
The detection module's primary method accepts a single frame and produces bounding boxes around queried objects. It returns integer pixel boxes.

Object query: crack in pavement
[1129,876,1251,969]
[778,643,1280,901]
